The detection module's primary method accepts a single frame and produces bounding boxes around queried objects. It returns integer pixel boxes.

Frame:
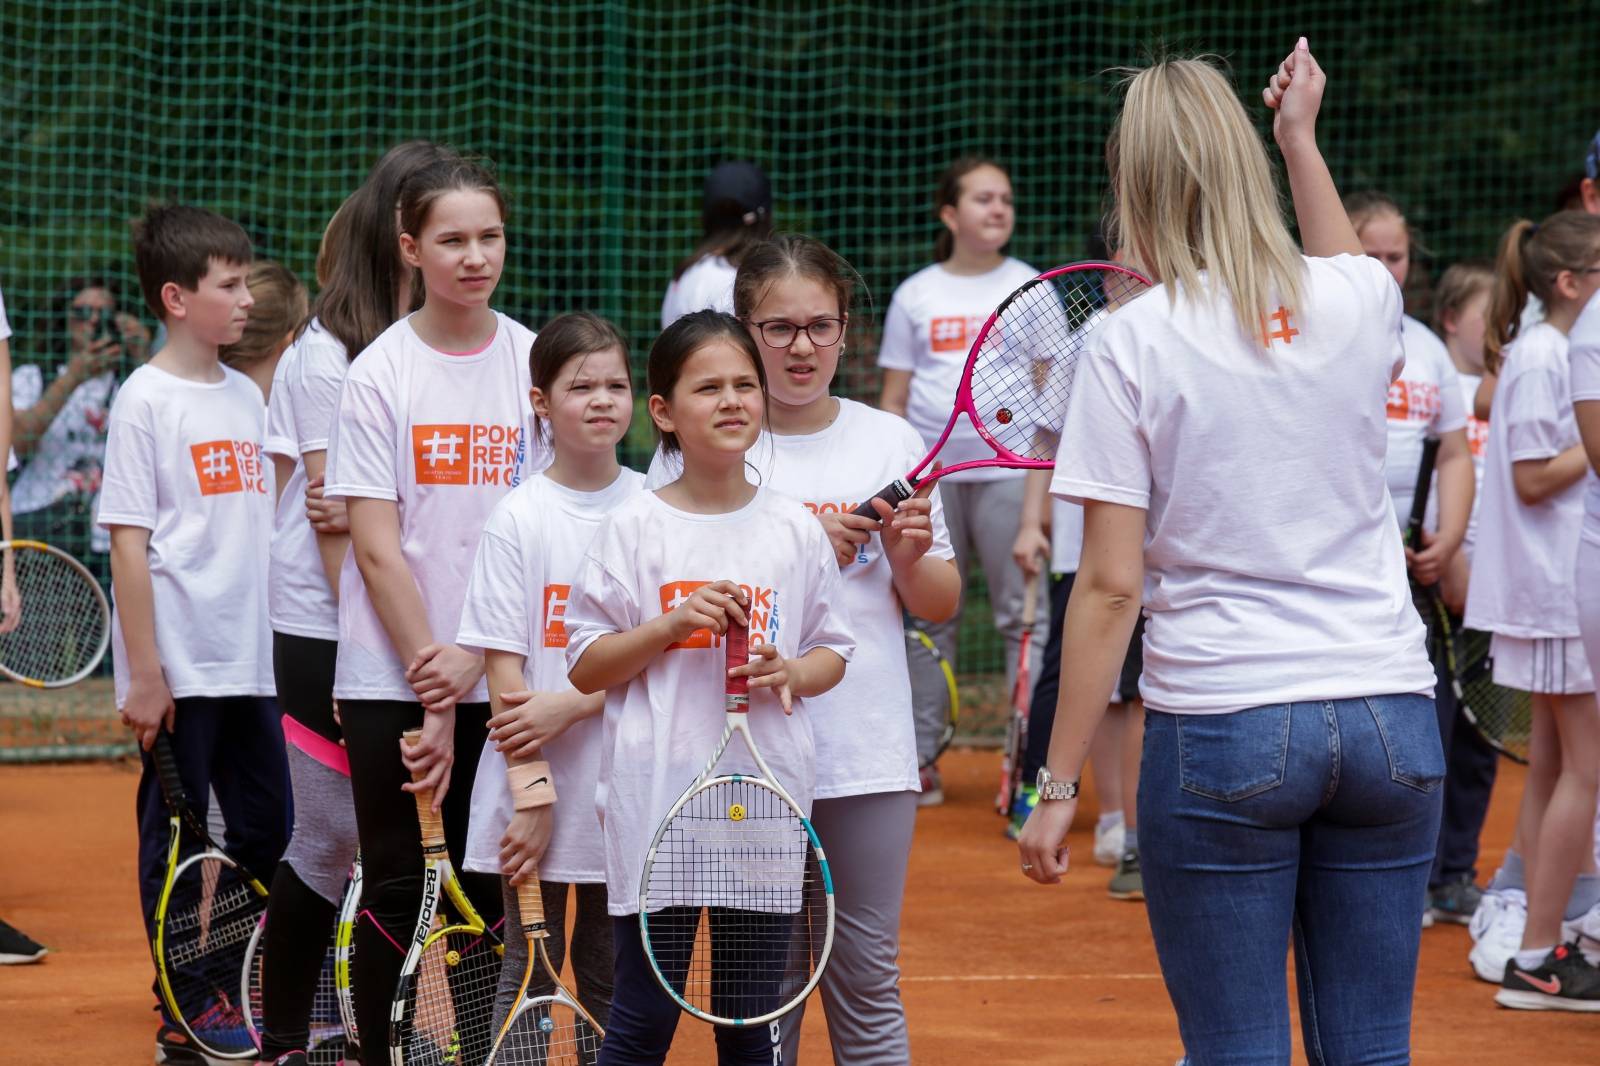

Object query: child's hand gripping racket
[853,262,1150,517]
[486,872,605,1065]
[639,619,835,1027]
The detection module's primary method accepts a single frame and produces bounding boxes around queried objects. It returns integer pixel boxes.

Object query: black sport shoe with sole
[0,918,47,964]
[1495,943,1600,1011]
[1428,873,1483,926]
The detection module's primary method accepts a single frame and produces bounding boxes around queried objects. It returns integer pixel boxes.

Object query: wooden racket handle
[1021,570,1041,629]
[725,618,749,709]
[402,728,447,854]
[516,875,548,936]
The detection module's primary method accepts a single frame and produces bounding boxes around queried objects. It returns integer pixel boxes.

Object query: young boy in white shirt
[99,204,289,1063]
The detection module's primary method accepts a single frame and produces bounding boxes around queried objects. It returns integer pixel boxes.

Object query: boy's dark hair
[133,203,253,319]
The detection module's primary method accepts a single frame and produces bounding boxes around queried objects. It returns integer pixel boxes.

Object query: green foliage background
[1,1,1594,753]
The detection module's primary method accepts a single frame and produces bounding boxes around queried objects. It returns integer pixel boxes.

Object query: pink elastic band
[281,714,351,777]
[437,332,496,357]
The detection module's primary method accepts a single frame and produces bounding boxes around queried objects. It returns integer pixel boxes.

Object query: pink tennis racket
[855,261,1151,516]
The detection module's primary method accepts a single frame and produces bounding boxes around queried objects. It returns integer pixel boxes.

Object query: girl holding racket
[326,153,542,1057]
[456,312,644,1039]
[877,157,1046,803]
[565,310,852,1066]
[649,235,958,1063]
[1018,41,1445,1060]
[1465,211,1600,1009]
[255,141,445,1066]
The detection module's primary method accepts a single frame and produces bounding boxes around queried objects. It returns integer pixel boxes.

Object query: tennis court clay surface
[2,750,1595,1064]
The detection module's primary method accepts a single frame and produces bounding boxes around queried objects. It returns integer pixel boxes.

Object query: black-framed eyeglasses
[748,317,845,349]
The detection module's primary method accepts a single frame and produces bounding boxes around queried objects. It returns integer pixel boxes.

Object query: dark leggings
[342,699,503,1066]
[1023,573,1145,785]
[598,914,781,1066]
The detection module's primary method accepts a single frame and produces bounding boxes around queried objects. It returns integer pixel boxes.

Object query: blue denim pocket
[1363,694,1445,793]
[1176,704,1291,802]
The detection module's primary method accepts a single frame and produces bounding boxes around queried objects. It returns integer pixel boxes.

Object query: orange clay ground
[2,750,1596,1064]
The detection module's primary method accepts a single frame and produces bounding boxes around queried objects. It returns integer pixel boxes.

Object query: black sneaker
[0,918,47,964]
[1108,847,1144,901]
[1428,873,1483,925]
[265,1053,309,1066]
[1495,943,1600,1011]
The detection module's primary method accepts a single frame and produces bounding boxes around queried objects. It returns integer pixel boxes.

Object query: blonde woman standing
[1018,42,1442,1061]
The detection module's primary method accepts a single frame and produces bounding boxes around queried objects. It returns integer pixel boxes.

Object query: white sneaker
[1561,900,1600,965]
[1468,888,1527,983]
[1093,819,1125,867]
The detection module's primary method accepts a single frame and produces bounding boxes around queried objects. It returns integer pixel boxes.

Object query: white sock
[1097,811,1124,831]
[1513,946,1554,970]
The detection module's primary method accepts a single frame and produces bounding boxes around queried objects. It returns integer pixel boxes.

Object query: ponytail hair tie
[1526,223,1540,238]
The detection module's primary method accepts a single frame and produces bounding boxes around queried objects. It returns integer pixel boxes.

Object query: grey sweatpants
[778,790,918,1065]
[912,476,1049,763]
[491,877,614,1035]
[281,743,359,904]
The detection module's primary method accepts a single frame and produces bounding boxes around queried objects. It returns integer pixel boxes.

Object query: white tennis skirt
[1490,634,1595,695]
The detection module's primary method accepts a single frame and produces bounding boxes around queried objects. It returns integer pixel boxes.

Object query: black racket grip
[850,478,915,519]
[152,731,189,809]
[1405,437,1441,551]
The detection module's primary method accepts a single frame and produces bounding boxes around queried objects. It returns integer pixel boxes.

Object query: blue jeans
[1140,696,1443,1066]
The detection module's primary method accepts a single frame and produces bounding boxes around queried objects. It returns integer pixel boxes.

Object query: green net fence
[2,1,1595,760]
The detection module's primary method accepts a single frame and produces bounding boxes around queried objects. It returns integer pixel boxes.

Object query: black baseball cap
[703,161,772,225]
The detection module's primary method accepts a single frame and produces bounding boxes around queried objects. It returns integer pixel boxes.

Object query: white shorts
[1490,634,1595,695]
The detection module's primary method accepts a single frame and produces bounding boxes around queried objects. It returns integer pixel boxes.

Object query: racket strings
[643,779,827,1020]
[0,543,108,682]
[971,270,1148,460]
[1452,627,1533,760]
[246,923,352,1063]
[493,993,603,1066]
[398,923,505,1066]
[161,860,266,1056]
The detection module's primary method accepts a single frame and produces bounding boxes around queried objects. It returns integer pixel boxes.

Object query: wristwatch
[1036,766,1080,801]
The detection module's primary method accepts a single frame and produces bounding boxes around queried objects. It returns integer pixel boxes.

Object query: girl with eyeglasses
[646,235,959,1064]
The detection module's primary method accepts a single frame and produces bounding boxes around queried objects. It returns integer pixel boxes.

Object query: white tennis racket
[638,619,835,1027]
[0,539,110,687]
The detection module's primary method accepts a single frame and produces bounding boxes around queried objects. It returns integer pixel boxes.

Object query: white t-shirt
[458,468,645,882]
[325,312,545,702]
[264,321,348,641]
[877,258,1038,482]
[660,255,737,329]
[563,488,854,915]
[1,284,11,472]
[1466,322,1584,639]
[1570,295,1600,550]
[1051,253,1434,714]
[1456,371,1489,552]
[645,398,953,799]
[1384,316,1467,525]
[98,363,275,706]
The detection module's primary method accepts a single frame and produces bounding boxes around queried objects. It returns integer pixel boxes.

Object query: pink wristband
[507,760,557,809]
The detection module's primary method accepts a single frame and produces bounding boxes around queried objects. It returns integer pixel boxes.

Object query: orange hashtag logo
[930,316,970,353]
[1259,306,1299,346]
[412,424,471,485]
[191,441,244,495]
[542,584,570,648]
[660,580,713,650]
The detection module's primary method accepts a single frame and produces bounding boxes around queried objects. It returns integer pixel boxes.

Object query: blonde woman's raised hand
[1263,37,1326,149]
